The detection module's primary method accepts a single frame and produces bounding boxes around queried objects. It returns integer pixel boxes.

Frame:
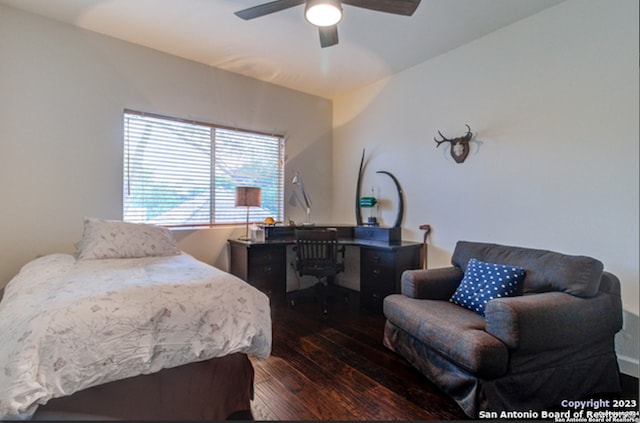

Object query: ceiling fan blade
[319,25,339,48]
[342,0,421,16]
[234,0,305,20]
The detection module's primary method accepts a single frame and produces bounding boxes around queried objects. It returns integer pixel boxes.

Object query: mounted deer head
[434,124,473,163]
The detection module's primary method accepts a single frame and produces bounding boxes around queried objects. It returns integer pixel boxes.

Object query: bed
[0,218,271,420]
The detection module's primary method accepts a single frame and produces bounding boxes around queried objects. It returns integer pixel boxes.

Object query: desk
[228,225,422,313]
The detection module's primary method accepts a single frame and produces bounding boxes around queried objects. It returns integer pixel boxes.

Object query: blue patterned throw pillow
[450,258,526,316]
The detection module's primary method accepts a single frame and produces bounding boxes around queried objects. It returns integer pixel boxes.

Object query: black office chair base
[288,280,331,315]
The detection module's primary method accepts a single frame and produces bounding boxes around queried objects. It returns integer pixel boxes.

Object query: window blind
[123,110,284,226]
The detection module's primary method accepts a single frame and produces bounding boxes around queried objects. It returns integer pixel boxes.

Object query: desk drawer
[247,247,286,299]
[248,247,286,267]
[250,274,286,303]
[360,279,394,312]
[248,262,284,279]
[354,226,401,243]
[360,249,398,313]
[362,250,395,276]
[228,241,286,307]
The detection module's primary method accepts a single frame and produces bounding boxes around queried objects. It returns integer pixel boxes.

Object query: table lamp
[235,186,261,240]
[292,171,312,225]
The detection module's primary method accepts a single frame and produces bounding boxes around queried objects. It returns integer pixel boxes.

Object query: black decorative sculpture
[355,149,365,226]
[355,149,404,228]
[434,124,473,164]
[375,171,404,228]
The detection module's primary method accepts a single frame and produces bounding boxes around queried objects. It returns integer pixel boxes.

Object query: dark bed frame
[32,352,255,421]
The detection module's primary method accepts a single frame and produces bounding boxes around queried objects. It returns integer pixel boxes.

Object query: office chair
[290,228,345,315]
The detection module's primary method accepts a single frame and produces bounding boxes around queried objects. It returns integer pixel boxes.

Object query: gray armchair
[383,241,623,417]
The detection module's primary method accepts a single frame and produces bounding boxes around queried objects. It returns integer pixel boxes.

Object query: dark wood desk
[228,225,422,313]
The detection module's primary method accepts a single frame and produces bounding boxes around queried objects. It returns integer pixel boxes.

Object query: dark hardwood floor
[249,296,639,421]
[249,299,468,421]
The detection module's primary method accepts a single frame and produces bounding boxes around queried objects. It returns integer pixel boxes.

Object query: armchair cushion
[384,295,509,378]
[450,258,526,316]
[452,241,604,297]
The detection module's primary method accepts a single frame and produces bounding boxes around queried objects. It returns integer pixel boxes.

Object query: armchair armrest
[485,290,623,352]
[401,266,464,300]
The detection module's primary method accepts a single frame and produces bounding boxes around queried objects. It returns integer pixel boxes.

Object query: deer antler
[434,124,473,147]
[434,131,452,148]
[463,124,472,139]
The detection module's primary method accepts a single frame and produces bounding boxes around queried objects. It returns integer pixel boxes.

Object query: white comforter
[0,253,271,419]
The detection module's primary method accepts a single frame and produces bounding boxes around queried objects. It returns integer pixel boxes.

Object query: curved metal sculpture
[375,171,404,228]
[355,149,365,226]
[354,148,404,228]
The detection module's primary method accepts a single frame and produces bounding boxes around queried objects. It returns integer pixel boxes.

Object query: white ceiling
[1,0,565,99]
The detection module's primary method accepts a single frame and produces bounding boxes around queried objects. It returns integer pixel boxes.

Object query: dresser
[228,225,422,313]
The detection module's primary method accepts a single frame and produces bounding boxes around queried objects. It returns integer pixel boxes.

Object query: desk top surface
[228,224,422,250]
[228,238,421,248]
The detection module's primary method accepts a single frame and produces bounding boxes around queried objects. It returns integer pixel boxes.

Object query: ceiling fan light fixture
[305,0,343,27]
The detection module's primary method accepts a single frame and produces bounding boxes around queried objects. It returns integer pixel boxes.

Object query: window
[123,109,284,226]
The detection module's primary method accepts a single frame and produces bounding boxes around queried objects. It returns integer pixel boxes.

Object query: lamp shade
[235,186,261,207]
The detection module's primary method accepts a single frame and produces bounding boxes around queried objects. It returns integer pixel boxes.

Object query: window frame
[123,109,285,228]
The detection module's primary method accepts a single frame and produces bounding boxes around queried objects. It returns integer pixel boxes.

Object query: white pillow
[76,217,180,260]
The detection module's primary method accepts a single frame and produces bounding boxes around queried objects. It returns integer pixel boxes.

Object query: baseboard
[616,310,639,378]
[618,355,639,378]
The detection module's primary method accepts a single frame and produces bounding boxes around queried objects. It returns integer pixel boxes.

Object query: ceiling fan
[234,0,422,48]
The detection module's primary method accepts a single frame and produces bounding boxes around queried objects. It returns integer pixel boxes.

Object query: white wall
[0,5,333,283]
[333,0,639,375]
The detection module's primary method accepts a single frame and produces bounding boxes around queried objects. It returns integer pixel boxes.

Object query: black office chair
[290,228,345,315]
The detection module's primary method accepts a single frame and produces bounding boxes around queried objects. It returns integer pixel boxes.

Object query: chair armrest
[485,290,623,352]
[599,271,621,296]
[401,267,464,300]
